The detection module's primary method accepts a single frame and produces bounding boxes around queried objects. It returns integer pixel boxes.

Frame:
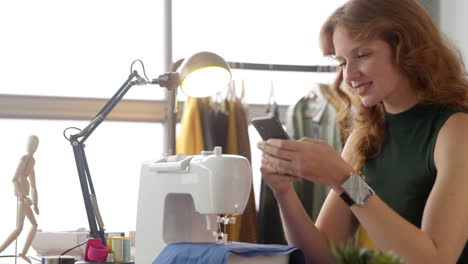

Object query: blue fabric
[153,242,306,264]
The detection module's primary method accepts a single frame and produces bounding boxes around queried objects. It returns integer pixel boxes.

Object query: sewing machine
[135,147,252,264]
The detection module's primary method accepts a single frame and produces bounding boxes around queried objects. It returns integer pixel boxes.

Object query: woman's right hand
[260,152,301,197]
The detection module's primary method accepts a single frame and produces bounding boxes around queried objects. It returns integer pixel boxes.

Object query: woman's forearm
[275,187,335,264]
[348,194,446,264]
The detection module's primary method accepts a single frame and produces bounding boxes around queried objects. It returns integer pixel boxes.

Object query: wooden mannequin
[0,135,39,263]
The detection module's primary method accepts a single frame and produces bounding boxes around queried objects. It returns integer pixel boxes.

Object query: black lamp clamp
[151,72,181,91]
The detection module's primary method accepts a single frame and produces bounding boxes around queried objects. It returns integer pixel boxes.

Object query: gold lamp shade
[178,51,232,97]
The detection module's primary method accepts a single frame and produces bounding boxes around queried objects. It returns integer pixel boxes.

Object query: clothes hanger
[269,80,276,105]
[304,87,318,101]
[211,87,226,114]
[233,80,237,101]
[302,84,323,119]
[318,83,332,99]
[239,80,247,106]
[265,80,276,114]
[220,80,235,114]
[228,80,237,102]
[241,80,246,101]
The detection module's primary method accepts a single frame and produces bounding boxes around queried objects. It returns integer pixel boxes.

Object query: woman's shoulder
[437,103,466,112]
[439,111,468,136]
[423,103,465,130]
[435,102,468,133]
[434,111,468,169]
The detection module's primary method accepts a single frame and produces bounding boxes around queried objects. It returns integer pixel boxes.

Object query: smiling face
[333,26,417,112]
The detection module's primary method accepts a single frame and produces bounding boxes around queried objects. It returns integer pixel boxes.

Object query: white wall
[440,1,468,65]
[418,0,440,24]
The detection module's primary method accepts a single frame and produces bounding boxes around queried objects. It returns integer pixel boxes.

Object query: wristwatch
[339,172,374,207]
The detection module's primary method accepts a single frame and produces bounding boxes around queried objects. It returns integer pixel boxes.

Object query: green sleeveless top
[362,103,468,263]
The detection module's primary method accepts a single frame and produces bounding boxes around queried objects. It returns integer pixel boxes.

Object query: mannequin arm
[30,171,38,203]
[29,159,39,214]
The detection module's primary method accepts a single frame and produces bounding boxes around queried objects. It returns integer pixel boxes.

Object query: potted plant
[332,239,403,264]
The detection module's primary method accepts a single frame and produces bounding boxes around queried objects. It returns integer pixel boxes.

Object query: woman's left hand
[257,137,353,190]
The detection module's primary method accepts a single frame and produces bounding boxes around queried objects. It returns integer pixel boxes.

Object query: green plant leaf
[331,239,403,264]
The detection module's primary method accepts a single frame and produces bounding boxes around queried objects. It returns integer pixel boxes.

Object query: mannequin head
[27,135,39,154]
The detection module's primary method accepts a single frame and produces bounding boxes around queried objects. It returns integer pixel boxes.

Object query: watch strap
[339,191,355,206]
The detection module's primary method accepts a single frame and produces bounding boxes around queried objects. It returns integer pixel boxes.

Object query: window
[0,120,162,253]
[0,0,165,255]
[0,0,165,99]
[174,0,346,67]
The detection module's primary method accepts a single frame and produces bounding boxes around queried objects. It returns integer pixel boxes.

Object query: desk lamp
[64,51,232,245]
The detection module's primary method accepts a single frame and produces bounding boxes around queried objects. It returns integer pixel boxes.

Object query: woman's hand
[259,161,301,197]
[257,137,353,190]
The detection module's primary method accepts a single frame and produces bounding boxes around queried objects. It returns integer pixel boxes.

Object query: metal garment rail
[228,61,337,72]
[172,58,337,73]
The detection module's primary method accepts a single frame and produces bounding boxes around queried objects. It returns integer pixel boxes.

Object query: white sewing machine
[135,147,253,264]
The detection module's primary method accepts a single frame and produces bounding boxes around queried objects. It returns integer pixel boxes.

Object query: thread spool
[108,236,131,262]
[41,256,75,264]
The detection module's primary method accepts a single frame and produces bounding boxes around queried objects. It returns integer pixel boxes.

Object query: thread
[108,236,131,262]
[41,256,74,264]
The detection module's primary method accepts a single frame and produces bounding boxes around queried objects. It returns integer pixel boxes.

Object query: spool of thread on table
[109,236,131,262]
[41,256,75,264]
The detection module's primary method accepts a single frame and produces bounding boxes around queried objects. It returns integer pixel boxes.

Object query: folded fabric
[32,229,89,259]
[153,242,306,264]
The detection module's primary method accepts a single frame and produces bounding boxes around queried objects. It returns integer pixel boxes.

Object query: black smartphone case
[252,116,290,140]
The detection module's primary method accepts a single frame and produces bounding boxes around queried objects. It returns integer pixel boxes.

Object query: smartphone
[252,116,290,141]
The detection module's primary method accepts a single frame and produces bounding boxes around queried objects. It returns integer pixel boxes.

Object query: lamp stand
[67,70,182,245]
[68,70,142,243]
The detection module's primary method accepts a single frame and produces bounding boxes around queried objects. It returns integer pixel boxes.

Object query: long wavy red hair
[319,0,468,169]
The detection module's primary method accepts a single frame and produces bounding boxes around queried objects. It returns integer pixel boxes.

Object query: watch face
[341,173,374,207]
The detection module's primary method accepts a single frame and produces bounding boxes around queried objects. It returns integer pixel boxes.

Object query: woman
[257,0,468,263]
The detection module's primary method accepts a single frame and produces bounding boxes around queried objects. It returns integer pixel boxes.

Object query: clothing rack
[170,59,337,123]
[225,61,339,246]
[172,58,337,73]
[227,61,337,72]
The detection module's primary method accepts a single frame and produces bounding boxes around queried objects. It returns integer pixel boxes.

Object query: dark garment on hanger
[265,101,280,119]
[258,100,287,245]
[234,99,258,244]
[199,97,216,150]
[235,99,252,162]
[271,102,279,119]
[258,185,286,244]
[212,101,229,151]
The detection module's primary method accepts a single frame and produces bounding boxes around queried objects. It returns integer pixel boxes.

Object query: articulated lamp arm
[67,70,145,244]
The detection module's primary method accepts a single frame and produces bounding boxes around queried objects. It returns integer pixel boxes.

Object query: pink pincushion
[84,238,109,262]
